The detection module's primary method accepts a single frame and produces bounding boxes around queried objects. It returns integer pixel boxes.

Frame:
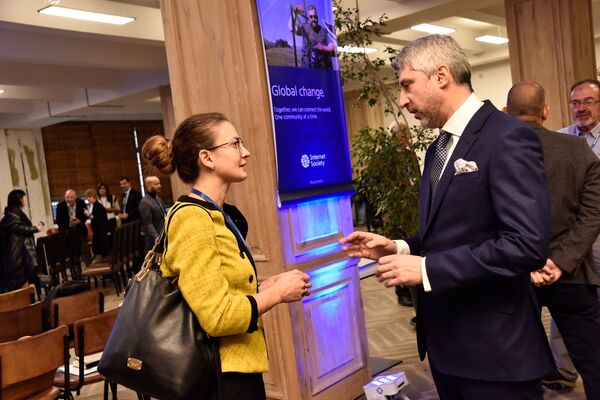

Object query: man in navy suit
[341,35,553,399]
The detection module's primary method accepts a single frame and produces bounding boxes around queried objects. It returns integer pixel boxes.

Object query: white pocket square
[454,158,479,175]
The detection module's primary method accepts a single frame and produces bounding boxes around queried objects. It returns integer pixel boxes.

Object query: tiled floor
[77,275,585,400]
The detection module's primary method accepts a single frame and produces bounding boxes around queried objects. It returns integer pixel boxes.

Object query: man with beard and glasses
[542,79,600,391]
[340,34,553,399]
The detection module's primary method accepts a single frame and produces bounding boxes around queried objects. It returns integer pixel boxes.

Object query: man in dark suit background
[138,175,166,251]
[505,81,600,399]
[118,176,141,223]
[341,34,553,398]
[55,188,87,238]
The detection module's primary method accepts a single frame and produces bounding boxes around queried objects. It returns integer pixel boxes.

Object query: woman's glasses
[205,137,245,153]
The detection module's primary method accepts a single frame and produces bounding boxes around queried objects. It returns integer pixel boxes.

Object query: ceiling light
[475,35,509,44]
[38,5,135,25]
[411,23,455,35]
[338,46,377,54]
[0,89,4,94]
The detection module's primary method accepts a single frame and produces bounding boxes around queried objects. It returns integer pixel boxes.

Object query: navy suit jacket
[406,101,554,382]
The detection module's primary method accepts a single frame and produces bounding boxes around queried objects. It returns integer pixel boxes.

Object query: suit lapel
[421,101,494,240]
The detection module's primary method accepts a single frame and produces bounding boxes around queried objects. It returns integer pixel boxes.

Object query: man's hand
[340,231,396,260]
[315,43,325,51]
[376,254,424,287]
[530,258,563,286]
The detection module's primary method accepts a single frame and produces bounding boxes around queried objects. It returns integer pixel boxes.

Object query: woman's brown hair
[141,113,228,184]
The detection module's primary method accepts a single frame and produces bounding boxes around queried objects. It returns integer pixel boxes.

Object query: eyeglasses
[205,137,245,153]
[308,15,318,20]
[569,99,600,108]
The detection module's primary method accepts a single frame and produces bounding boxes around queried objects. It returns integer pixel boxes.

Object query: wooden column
[159,84,190,200]
[505,0,596,130]
[159,1,370,399]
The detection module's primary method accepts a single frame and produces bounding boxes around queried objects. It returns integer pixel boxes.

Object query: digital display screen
[256,0,354,204]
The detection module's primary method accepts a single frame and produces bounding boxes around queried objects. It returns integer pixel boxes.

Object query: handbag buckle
[136,268,150,282]
[127,357,143,371]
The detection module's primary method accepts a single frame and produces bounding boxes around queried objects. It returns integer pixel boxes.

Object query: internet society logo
[301,154,310,168]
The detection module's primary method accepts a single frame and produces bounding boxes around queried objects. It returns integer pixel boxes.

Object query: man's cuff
[422,257,432,292]
[394,240,411,255]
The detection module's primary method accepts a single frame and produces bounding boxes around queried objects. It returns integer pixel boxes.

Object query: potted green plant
[334,1,434,238]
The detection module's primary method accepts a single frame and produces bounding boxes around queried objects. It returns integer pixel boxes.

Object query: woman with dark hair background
[97,182,119,233]
[0,189,43,293]
[85,188,110,259]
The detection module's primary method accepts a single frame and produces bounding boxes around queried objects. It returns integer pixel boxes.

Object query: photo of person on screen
[288,4,336,69]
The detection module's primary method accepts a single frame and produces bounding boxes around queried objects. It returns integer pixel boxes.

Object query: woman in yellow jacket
[142,113,311,400]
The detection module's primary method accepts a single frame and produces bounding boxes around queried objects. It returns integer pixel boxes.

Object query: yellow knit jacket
[160,197,268,373]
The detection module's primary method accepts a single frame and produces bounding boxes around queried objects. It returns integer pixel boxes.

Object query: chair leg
[110,381,118,399]
[104,380,109,400]
[113,271,122,296]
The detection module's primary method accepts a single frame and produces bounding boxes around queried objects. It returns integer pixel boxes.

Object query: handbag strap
[139,202,209,273]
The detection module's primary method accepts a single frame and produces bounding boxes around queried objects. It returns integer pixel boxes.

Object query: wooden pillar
[159,1,370,399]
[159,84,190,200]
[505,0,596,130]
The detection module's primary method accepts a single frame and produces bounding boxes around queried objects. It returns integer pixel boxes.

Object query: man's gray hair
[394,34,472,90]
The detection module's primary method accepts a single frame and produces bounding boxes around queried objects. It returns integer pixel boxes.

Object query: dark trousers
[429,359,543,400]
[220,372,266,400]
[535,283,600,399]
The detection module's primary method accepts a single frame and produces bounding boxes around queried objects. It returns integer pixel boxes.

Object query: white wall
[471,61,513,110]
[0,129,53,231]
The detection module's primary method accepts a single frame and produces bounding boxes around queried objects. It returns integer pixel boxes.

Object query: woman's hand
[254,269,311,315]
[272,269,311,303]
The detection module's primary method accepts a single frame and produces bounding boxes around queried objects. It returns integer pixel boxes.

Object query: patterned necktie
[430,130,451,196]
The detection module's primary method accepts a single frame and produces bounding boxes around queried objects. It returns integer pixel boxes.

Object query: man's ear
[542,104,550,121]
[435,65,451,88]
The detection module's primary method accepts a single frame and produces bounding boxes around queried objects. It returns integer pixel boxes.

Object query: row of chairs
[82,220,144,296]
[36,221,144,298]
[0,286,119,399]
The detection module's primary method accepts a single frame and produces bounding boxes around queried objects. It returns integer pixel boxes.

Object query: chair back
[0,302,48,343]
[0,325,69,400]
[73,307,119,357]
[45,231,69,284]
[49,288,104,328]
[0,287,35,313]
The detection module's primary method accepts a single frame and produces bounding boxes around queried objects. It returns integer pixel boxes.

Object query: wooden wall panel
[42,121,172,204]
[135,121,174,205]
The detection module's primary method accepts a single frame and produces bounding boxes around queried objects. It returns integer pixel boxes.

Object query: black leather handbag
[98,203,220,399]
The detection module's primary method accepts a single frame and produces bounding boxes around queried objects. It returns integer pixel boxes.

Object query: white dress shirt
[395,93,484,291]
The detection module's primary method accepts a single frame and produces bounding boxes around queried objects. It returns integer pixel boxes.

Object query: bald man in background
[55,189,87,237]
[138,176,165,251]
[505,81,600,399]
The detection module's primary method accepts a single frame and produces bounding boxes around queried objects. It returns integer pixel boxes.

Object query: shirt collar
[441,93,484,138]
[576,120,600,138]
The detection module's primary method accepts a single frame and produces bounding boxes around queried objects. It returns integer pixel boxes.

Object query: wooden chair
[49,288,104,334]
[80,254,123,297]
[0,287,36,313]
[0,302,48,343]
[0,325,70,400]
[44,231,70,285]
[53,308,119,398]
